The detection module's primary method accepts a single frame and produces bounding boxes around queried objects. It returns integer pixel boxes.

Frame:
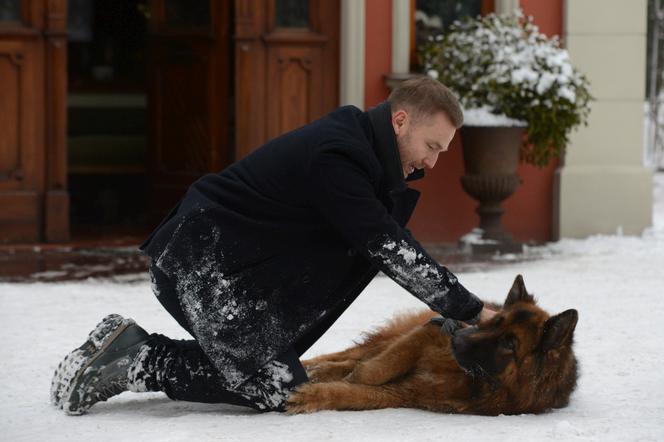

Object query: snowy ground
[2,174,663,442]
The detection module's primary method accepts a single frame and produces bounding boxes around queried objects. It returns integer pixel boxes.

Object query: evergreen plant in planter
[421,10,592,254]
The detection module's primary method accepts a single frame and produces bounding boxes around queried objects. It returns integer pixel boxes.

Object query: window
[0,0,20,22]
[411,0,494,71]
[276,0,309,28]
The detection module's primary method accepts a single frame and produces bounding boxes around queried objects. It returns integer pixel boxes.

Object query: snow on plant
[420,10,592,167]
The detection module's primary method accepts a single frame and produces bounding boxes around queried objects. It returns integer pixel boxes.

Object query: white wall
[555,0,653,238]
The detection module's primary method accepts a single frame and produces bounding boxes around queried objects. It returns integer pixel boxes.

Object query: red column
[364,0,392,109]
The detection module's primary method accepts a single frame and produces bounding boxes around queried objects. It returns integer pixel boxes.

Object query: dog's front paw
[286,383,327,414]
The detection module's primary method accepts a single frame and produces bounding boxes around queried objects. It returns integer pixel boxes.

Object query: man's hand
[432,306,498,336]
[430,316,464,335]
[478,306,497,324]
[459,306,498,327]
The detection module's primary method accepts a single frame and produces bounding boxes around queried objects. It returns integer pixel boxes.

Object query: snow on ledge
[462,106,527,127]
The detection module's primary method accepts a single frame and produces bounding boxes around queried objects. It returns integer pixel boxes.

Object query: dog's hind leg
[345,325,434,386]
[286,381,402,413]
[306,360,357,382]
[302,345,369,367]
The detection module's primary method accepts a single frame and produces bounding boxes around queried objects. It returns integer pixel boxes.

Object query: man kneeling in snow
[51,77,495,415]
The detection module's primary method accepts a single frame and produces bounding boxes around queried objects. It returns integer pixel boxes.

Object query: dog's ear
[503,275,535,308]
[539,309,578,353]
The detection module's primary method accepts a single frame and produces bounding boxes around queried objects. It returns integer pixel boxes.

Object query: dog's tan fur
[287,275,578,415]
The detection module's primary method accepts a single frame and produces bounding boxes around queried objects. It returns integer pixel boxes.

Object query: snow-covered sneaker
[50,314,150,415]
[50,313,127,408]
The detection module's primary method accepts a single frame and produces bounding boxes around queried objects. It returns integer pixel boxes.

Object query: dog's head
[451,275,578,390]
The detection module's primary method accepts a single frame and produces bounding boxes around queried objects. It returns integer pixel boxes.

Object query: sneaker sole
[50,314,135,413]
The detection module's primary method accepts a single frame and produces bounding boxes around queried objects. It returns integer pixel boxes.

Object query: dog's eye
[500,334,517,351]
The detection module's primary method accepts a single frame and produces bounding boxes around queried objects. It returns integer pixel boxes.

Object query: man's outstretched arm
[308,149,484,322]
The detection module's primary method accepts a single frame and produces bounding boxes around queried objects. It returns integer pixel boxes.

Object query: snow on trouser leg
[231,347,309,412]
[127,335,308,412]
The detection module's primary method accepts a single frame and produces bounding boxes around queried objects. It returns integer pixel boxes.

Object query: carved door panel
[235,0,339,158]
[0,1,49,242]
[0,0,67,243]
[147,0,232,221]
[0,35,43,242]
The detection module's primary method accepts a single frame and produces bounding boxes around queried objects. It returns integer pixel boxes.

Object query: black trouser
[129,263,310,412]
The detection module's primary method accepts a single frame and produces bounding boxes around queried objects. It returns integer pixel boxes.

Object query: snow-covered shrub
[421,10,592,167]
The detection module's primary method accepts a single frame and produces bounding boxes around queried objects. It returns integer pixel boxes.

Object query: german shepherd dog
[286,275,578,415]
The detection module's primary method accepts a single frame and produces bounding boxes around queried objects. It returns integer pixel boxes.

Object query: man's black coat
[140,102,483,390]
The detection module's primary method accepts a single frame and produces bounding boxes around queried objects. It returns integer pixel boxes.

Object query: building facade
[0,0,652,243]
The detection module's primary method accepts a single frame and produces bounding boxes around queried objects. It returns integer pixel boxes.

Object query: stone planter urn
[459,125,525,255]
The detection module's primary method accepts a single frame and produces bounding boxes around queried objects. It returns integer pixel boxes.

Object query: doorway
[0,1,340,244]
[66,0,151,239]
[63,0,339,241]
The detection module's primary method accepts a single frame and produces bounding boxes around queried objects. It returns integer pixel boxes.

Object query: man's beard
[396,130,413,177]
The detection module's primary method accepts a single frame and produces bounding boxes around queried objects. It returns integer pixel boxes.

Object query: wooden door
[0,0,68,243]
[146,0,232,220]
[235,0,339,158]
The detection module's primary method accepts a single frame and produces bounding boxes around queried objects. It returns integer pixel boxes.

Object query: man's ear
[539,309,578,353]
[391,110,408,135]
[503,274,535,308]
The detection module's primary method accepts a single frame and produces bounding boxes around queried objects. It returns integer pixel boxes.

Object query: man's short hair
[387,76,464,128]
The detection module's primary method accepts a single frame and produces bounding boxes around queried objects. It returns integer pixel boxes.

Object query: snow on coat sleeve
[308,149,483,322]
